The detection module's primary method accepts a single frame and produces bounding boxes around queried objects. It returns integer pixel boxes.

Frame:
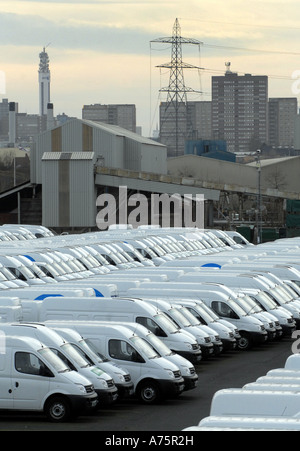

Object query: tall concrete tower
[39,46,51,116]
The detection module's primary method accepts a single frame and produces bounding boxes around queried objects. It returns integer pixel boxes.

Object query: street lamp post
[256,149,262,244]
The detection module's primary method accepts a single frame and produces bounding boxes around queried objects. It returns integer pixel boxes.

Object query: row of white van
[0,224,298,426]
[0,319,202,421]
[184,354,300,431]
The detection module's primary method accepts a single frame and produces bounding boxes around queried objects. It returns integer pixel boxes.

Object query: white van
[32,297,202,364]
[127,286,267,351]
[0,323,118,406]
[137,298,217,358]
[44,321,185,404]
[0,287,96,300]
[0,335,98,422]
[0,255,49,285]
[47,326,135,399]
[285,354,300,370]
[210,388,300,417]
[198,416,300,431]
[169,299,237,351]
[99,321,199,391]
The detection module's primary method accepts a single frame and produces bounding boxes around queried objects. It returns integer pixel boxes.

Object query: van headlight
[166,370,175,379]
[99,379,108,388]
[117,374,125,383]
[76,384,87,394]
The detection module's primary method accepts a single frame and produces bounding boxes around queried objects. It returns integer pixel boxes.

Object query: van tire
[44,396,71,423]
[238,333,252,351]
[137,380,161,405]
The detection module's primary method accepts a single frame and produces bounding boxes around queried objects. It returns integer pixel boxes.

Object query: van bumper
[282,322,296,337]
[183,373,198,391]
[200,343,215,358]
[95,387,119,405]
[115,382,135,399]
[69,392,99,415]
[159,377,185,398]
[251,331,268,345]
[176,351,202,364]
[222,338,237,351]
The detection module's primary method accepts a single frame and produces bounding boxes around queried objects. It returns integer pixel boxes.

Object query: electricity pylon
[151,18,202,157]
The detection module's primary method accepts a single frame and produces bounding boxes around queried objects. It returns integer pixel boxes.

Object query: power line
[203,43,300,57]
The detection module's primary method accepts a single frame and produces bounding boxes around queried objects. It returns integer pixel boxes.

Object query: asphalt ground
[0,337,293,432]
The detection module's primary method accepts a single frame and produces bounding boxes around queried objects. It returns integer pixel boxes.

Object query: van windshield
[180,307,202,326]
[154,313,179,334]
[130,336,159,360]
[61,343,92,368]
[79,339,108,363]
[38,347,70,373]
[84,339,110,362]
[169,308,191,327]
[146,333,174,357]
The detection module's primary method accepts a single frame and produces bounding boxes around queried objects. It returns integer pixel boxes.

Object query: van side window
[109,339,142,362]
[212,301,239,320]
[136,317,167,337]
[15,352,52,377]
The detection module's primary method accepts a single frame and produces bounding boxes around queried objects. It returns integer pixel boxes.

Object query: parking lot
[0,337,293,432]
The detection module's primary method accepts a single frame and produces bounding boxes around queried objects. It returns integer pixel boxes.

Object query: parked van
[0,255,50,285]
[127,286,267,350]
[0,287,96,300]
[238,288,295,337]
[137,298,217,357]
[285,355,300,371]
[0,335,98,422]
[210,388,300,417]
[99,321,199,391]
[198,416,300,431]
[176,273,300,326]
[0,323,118,406]
[31,297,202,364]
[169,299,237,351]
[44,321,185,404]
[47,326,134,399]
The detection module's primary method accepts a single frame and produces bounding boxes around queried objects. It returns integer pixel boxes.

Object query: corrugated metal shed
[42,152,96,228]
[32,119,167,184]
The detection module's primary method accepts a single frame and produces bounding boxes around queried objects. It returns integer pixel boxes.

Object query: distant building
[268,98,297,149]
[185,139,236,162]
[82,104,136,133]
[188,101,212,140]
[159,101,212,157]
[212,71,268,153]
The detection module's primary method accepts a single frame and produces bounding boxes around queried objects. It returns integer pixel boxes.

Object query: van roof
[46,321,141,339]
[0,323,67,346]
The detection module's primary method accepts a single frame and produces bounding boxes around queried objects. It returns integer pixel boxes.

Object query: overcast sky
[1,0,300,135]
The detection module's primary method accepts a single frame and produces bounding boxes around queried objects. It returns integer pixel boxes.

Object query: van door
[12,350,51,410]
[0,347,13,409]
[107,339,142,386]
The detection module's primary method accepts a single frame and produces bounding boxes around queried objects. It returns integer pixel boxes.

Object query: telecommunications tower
[39,45,51,116]
[151,18,202,157]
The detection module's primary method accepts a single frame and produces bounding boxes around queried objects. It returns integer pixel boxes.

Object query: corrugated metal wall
[42,152,96,228]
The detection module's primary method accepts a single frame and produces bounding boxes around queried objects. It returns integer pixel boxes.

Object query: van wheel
[137,380,161,405]
[238,333,252,351]
[45,396,71,423]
